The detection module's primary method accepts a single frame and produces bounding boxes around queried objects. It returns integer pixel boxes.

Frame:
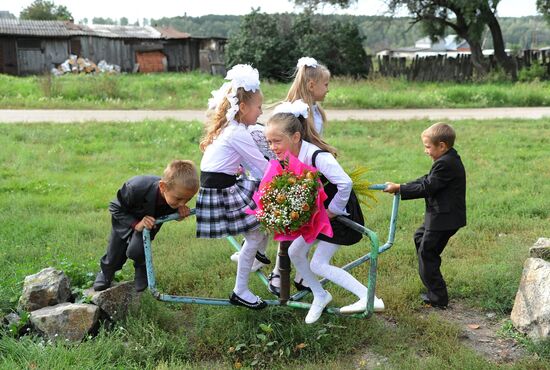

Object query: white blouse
[200,120,268,180]
[298,140,351,216]
[312,104,324,135]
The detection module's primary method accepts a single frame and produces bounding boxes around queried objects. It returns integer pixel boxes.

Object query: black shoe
[293,278,312,293]
[267,273,281,297]
[229,292,267,310]
[420,293,447,309]
[93,271,113,292]
[134,265,148,292]
[255,251,271,265]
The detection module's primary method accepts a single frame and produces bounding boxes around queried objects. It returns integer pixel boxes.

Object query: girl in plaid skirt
[197,64,269,310]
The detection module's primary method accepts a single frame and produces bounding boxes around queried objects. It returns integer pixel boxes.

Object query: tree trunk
[463,36,487,76]
[483,7,517,80]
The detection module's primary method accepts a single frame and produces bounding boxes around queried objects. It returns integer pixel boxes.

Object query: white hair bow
[207,64,260,122]
[273,99,309,119]
[297,57,318,69]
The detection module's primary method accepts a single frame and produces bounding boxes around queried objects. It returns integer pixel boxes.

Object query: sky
[3,0,540,24]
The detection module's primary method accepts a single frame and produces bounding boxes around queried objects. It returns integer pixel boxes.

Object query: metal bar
[278,241,291,304]
[142,183,400,318]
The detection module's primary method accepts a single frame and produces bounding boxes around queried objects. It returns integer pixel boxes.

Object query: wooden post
[278,241,291,304]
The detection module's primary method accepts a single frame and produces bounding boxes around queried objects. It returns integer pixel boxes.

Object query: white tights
[288,237,368,299]
[234,228,269,302]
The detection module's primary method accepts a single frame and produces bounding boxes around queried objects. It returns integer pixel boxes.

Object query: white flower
[297,57,318,69]
[226,64,260,92]
[210,64,260,122]
[273,99,309,119]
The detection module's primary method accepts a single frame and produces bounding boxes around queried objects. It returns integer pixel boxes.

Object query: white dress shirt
[312,104,324,135]
[201,120,268,179]
[298,140,351,216]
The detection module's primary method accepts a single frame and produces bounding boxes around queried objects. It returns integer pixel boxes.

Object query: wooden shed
[0,19,226,76]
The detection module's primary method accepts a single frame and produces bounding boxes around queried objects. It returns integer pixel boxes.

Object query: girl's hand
[326,210,336,219]
[177,205,191,221]
[135,216,156,231]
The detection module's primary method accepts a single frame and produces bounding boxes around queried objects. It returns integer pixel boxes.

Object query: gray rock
[3,312,30,337]
[30,303,99,342]
[529,237,550,261]
[83,281,140,321]
[18,267,72,312]
[511,257,550,340]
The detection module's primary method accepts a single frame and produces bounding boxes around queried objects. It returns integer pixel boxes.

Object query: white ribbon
[273,99,309,119]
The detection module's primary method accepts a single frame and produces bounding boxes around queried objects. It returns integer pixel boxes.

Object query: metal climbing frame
[142,184,400,318]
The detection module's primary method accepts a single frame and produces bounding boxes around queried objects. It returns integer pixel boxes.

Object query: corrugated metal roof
[0,19,163,39]
[0,19,76,37]
[83,24,162,39]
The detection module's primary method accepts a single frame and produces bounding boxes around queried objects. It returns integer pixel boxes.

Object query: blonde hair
[162,160,199,191]
[267,113,337,156]
[200,87,262,151]
[422,122,456,147]
[286,61,331,135]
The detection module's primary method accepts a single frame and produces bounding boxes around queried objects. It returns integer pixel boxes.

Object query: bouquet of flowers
[248,153,333,243]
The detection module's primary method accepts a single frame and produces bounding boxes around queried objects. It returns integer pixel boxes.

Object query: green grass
[0,119,549,369]
[2,72,550,110]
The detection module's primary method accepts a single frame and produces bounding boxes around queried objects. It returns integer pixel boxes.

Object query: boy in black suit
[93,160,199,292]
[384,123,466,309]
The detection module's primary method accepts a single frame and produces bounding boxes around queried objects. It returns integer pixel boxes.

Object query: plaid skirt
[196,177,260,238]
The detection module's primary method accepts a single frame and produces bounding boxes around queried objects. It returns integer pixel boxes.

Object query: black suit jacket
[109,175,168,240]
[400,148,466,231]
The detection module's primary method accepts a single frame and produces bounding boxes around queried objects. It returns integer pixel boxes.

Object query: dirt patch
[422,301,526,363]
[353,301,527,368]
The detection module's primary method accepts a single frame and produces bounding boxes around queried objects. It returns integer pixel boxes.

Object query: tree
[20,0,72,21]
[226,9,369,80]
[293,0,357,10]
[385,0,515,78]
[92,17,117,25]
[537,0,550,23]
[120,17,129,26]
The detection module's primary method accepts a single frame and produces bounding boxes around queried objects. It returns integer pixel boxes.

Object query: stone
[30,303,99,342]
[18,267,72,312]
[83,281,140,321]
[529,237,550,261]
[3,312,30,337]
[511,257,550,340]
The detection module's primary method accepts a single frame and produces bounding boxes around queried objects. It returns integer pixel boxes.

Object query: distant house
[377,34,471,59]
[0,18,226,76]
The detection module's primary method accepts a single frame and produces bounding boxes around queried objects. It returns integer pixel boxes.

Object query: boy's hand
[326,210,336,219]
[135,216,156,232]
[383,182,400,194]
[177,205,191,221]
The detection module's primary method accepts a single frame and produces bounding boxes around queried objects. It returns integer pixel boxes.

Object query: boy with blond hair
[93,160,199,292]
[385,123,466,309]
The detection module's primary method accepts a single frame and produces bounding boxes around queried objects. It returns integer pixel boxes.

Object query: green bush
[518,61,548,82]
[226,10,369,80]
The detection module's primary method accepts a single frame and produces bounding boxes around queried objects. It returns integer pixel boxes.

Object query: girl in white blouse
[264,109,384,324]
[265,57,331,295]
[197,64,269,310]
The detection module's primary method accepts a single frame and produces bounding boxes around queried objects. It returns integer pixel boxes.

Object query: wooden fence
[374,49,550,82]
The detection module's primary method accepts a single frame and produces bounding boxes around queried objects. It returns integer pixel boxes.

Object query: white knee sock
[310,241,368,299]
[288,237,326,298]
[234,229,267,302]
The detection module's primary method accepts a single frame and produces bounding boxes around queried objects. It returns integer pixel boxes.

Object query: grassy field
[0,118,549,369]
[2,72,550,110]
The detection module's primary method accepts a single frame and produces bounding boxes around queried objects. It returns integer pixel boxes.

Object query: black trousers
[99,227,159,278]
[413,224,457,306]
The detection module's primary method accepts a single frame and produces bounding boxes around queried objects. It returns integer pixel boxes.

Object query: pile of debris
[51,55,121,76]
[3,267,141,342]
